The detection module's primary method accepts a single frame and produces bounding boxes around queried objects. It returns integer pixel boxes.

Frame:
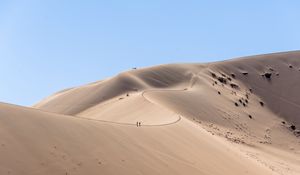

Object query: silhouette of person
[138,122,141,127]
[136,122,139,127]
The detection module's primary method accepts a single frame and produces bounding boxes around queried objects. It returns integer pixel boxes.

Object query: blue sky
[0,0,299,106]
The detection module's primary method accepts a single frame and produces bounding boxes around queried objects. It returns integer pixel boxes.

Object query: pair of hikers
[136,121,142,127]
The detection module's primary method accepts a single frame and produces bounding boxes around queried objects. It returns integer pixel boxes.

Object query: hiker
[136,122,139,127]
[138,122,141,127]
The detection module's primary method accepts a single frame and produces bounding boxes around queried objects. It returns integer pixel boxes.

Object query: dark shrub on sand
[211,73,217,78]
[230,83,239,89]
[217,77,227,84]
[259,101,264,106]
[264,72,272,79]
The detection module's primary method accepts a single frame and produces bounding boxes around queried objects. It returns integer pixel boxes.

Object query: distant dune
[1,51,300,175]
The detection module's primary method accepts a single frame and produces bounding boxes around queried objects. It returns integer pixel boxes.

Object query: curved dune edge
[75,89,182,126]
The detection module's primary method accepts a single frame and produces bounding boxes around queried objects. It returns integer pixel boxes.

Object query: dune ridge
[1,51,300,174]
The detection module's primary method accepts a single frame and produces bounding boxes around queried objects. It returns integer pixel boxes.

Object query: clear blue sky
[0,0,299,106]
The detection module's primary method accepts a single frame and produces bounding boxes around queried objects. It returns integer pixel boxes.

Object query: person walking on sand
[136,121,139,127]
[138,122,141,127]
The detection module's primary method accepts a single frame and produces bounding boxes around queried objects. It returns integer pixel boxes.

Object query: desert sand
[1,51,300,175]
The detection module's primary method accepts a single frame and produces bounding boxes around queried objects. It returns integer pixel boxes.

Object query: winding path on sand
[34,88,185,127]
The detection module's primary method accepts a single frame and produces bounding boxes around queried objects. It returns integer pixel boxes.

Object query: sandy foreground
[1,51,300,175]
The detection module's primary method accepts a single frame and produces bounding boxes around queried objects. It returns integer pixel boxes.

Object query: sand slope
[0,102,276,175]
[1,51,300,174]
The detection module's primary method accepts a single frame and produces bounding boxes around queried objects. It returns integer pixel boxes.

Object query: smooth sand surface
[1,51,300,174]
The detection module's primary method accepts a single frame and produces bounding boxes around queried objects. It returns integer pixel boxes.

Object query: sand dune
[1,51,300,174]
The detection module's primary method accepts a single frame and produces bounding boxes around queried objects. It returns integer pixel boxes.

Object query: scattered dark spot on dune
[235,102,239,107]
[221,73,226,77]
[282,121,286,124]
[227,77,232,81]
[211,73,217,78]
[242,103,246,107]
[242,72,248,75]
[289,65,293,68]
[259,101,264,106]
[290,125,296,130]
[245,99,248,103]
[248,115,252,119]
[230,83,239,89]
[276,72,279,76]
[245,94,249,99]
[119,97,124,100]
[231,73,235,78]
[249,88,253,93]
[269,67,274,71]
[217,77,227,84]
[264,72,272,79]
[218,91,221,95]
[184,88,188,90]
[126,93,129,97]
[214,81,218,84]
[239,99,242,103]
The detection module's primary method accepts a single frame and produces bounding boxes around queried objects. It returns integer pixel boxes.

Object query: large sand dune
[1,51,300,174]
